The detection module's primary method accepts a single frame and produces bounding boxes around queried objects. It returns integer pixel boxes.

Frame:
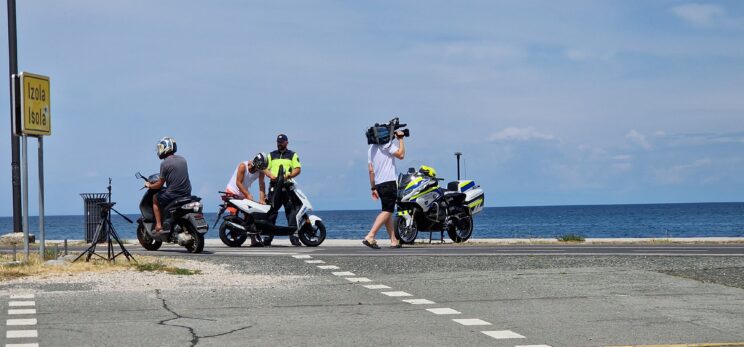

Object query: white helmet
[156,137,177,159]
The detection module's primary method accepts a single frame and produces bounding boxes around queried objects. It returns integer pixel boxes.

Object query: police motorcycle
[394,165,484,244]
[214,166,326,247]
[134,172,209,253]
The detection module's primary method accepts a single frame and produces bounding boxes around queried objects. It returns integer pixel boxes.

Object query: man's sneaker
[290,235,302,246]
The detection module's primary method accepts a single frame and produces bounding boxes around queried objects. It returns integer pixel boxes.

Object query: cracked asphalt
[2,250,744,346]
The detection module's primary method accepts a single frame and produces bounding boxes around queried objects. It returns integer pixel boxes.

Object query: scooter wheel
[219,221,248,247]
[137,224,162,251]
[298,220,326,247]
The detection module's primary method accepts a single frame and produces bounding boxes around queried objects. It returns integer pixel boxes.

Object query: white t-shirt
[368,142,399,185]
[225,161,260,198]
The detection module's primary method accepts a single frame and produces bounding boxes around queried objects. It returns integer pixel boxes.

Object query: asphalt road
[2,242,744,347]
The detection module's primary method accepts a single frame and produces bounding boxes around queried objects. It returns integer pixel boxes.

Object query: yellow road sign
[20,72,51,136]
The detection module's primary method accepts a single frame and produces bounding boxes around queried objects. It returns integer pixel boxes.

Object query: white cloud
[672,3,726,26]
[563,48,615,62]
[490,127,556,142]
[625,130,652,149]
[654,158,712,184]
[443,43,525,63]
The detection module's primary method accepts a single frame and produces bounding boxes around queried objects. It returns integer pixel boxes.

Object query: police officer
[264,134,303,246]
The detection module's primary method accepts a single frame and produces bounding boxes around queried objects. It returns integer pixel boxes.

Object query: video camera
[366,117,410,145]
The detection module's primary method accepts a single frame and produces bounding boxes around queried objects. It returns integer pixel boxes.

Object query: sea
[1,203,743,241]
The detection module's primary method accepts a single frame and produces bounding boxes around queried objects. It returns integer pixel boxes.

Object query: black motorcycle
[135,172,208,253]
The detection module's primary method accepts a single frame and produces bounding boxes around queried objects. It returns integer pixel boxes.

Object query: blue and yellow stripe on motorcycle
[405,177,423,190]
[468,198,483,208]
[397,210,410,216]
[459,180,475,192]
[410,186,438,200]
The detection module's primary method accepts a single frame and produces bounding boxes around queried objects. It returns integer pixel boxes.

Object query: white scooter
[215,166,326,247]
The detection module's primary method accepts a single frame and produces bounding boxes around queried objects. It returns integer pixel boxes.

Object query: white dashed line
[6,319,37,326]
[292,255,312,259]
[5,343,40,347]
[345,277,372,283]
[381,291,412,297]
[362,284,390,289]
[452,318,491,326]
[304,260,325,264]
[317,265,339,270]
[332,271,355,276]
[8,309,36,315]
[6,330,38,338]
[8,302,34,307]
[426,308,461,315]
[402,299,435,305]
[481,330,525,339]
[9,295,34,300]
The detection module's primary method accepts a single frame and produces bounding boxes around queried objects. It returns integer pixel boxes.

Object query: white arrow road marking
[481,330,526,339]
[402,299,435,304]
[452,318,491,326]
[381,291,412,297]
[426,308,461,315]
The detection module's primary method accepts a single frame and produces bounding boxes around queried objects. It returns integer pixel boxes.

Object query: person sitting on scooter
[144,136,192,234]
[263,133,303,246]
[224,152,268,246]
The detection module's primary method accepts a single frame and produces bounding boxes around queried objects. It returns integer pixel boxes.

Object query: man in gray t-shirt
[145,137,192,232]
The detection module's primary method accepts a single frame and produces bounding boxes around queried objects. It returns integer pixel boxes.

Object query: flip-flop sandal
[389,243,402,248]
[362,239,380,249]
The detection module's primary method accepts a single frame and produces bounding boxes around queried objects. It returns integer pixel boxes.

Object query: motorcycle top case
[447,180,485,215]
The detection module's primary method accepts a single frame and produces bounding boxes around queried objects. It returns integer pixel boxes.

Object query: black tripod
[74,178,136,263]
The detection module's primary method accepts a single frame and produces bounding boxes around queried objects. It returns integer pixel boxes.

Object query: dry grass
[0,254,198,282]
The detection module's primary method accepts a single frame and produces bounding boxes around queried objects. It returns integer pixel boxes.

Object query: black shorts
[376,181,397,213]
[156,190,180,209]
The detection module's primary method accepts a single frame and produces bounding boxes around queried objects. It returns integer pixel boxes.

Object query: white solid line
[481,330,526,339]
[292,255,312,259]
[426,308,461,315]
[6,319,36,326]
[402,299,435,305]
[381,291,412,297]
[8,309,36,315]
[9,294,34,300]
[317,265,339,270]
[345,277,372,283]
[304,260,325,264]
[5,343,40,347]
[6,330,38,338]
[452,318,491,326]
[332,271,355,276]
[8,302,34,307]
[362,284,391,289]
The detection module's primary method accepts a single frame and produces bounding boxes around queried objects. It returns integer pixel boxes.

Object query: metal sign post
[455,152,462,180]
[16,71,51,261]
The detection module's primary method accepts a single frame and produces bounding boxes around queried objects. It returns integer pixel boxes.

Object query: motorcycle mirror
[135,172,144,180]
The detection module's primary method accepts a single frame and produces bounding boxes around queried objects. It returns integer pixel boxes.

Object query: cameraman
[362,130,406,249]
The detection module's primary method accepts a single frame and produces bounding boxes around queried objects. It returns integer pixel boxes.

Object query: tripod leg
[108,220,136,262]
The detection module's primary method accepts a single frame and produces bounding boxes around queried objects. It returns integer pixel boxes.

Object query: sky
[1,0,743,216]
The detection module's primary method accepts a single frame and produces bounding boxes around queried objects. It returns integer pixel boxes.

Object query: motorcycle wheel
[447,215,473,243]
[299,220,326,247]
[262,235,273,246]
[395,215,418,244]
[218,221,248,247]
[137,223,162,251]
[182,222,205,253]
